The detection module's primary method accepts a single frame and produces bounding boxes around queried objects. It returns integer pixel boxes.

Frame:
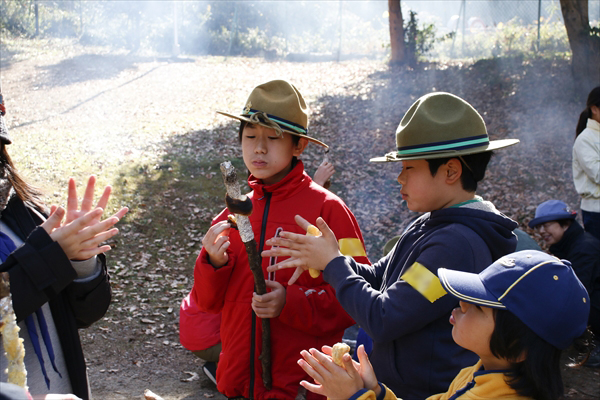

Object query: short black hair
[238,121,301,145]
[490,309,564,400]
[426,151,493,192]
[556,219,573,228]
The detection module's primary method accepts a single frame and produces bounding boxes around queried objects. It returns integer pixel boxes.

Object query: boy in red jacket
[191,80,369,399]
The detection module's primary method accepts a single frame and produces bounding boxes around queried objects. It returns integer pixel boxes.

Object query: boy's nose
[255,138,268,153]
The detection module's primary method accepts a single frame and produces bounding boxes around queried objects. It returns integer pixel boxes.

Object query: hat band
[397,135,489,156]
[245,109,307,135]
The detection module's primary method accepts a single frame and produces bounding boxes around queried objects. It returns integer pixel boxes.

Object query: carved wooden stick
[220,161,272,390]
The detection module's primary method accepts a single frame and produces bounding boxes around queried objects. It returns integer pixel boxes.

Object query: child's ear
[445,158,463,184]
[293,138,309,156]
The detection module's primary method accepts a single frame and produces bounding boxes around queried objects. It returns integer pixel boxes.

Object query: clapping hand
[297,345,379,399]
[41,176,128,261]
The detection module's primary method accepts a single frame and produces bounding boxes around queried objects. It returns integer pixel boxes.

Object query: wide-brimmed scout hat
[528,200,577,228]
[370,92,519,162]
[438,250,589,350]
[217,79,328,148]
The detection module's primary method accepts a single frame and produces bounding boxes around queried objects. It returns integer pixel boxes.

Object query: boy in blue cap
[296,250,590,400]
[263,92,520,398]
[529,199,600,367]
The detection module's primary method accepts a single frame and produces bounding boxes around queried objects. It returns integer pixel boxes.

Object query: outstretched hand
[42,176,128,260]
[297,345,379,399]
[261,215,341,285]
[65,176,128,224]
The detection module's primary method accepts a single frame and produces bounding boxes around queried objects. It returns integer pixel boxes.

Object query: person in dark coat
[0,89,128,398]
[530,199,600,368]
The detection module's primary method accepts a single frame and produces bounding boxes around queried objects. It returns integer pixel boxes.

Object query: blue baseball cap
[438,250,590,349]
[528,200,577,228]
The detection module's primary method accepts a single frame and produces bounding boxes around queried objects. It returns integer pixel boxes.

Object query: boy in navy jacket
[264,92,520,399]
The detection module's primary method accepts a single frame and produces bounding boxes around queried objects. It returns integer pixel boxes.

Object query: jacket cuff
[323,255,353,289]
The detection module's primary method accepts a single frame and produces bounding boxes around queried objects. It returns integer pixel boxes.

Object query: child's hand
[262,215,342,285]
[297,347,364,398]
[42,207,122,260]
[313,161,335,187]
[65,176,128,225]
[202,220,231,268]
[252,280,286,318]
[354,345,379,393]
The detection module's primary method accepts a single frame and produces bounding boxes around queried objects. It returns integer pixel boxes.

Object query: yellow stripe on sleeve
[338,238,367,257]
[401,262,447,302]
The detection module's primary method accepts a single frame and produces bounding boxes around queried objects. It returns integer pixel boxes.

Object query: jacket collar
[550,220,584,257]
[248,160,311,201]
[587,118,600,132]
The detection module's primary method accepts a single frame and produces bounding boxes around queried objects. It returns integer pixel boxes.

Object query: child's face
[396,159,448,212]
[241,123,307,185]
[450,301,496,360]
[537,221,568,246]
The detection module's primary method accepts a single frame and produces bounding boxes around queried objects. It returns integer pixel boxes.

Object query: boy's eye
[244,135,255,139]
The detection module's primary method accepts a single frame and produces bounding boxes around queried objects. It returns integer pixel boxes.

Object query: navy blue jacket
[324,204,517,400]
[550,220,600,312]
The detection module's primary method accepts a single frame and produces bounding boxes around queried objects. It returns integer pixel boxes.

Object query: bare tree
[388,0,405,64]
[560,0,600,97]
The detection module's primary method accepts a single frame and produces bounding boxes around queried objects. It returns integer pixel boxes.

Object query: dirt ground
[1,39,599,399]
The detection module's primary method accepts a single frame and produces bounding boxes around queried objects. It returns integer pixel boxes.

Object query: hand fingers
[81,175,97,212]
[67,178,79,213]
[264,279,283,290]
[41,207,65,234]
[287,266,304,285]
[95,185,112,211]
[294,215,311,232]
[49,204,58,216]
[299,380,326,397]
[114,206,129,220]
[315,217,336,241]
[80,227,119,249]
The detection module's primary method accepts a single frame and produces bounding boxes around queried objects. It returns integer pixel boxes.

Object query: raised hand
[262,215,342,285]
[65,176,128,226]
[313,161,335,187]
[42,207,121,260]
[297,346,364,399]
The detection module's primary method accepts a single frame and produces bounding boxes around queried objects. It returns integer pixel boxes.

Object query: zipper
[249,190,272,399]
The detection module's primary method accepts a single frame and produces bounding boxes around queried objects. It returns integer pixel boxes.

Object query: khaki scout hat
[217,79,328,148]
[370,92,519,162]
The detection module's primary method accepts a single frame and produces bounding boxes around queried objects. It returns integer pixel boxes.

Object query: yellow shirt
[353,360,532,400]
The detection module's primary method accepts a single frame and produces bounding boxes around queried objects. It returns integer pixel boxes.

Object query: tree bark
[388,0,405,65]
[560,0,600,98]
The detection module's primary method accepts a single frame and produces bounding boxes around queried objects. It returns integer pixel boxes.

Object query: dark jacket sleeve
[1,226,78,322]
[1,199,112,328]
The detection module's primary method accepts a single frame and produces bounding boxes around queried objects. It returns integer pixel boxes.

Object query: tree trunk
[560,0,600,99]
[388,0,405,65]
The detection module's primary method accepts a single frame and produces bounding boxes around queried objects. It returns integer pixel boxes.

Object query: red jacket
[192,161,369,399]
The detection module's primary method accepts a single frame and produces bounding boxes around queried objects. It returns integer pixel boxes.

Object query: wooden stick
[220,161,272,390]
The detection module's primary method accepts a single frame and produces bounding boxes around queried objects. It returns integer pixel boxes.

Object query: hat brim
[369,138,520,163]
[0,114,11,145]
[438,268,506,309]
[217,111,328,148]
[528,213,577,228]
